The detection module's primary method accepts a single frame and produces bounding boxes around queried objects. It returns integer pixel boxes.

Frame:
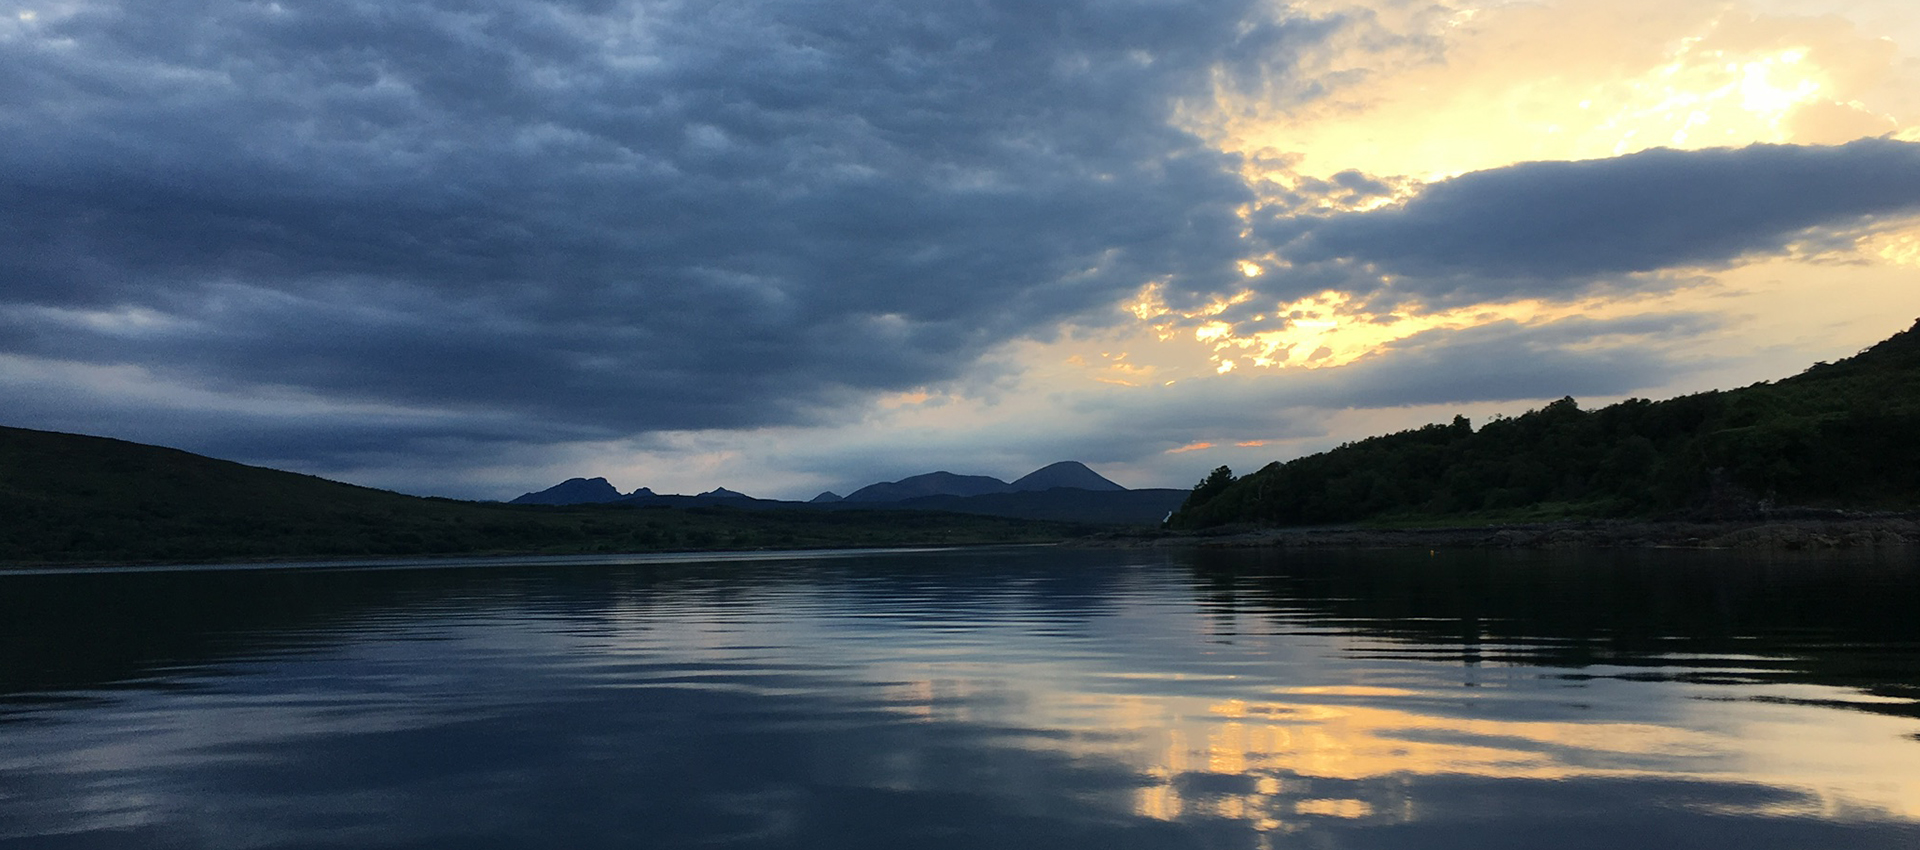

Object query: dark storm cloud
[1262,138,1920,304]
[0,0,1325,463]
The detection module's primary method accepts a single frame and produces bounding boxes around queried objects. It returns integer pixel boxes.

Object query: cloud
[719,310,1722,499]
[1319,312,1723,407]
[0,0,1294,466]
[1261,139,1920,304]
[1200,0,1917,183]
[1082,312,1714,434]
[5,1,1911,499]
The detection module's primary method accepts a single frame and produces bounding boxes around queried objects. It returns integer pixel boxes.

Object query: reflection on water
[2,546,1918,848]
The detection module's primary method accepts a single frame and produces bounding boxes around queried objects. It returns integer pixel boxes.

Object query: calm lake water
[3,545,1919,849]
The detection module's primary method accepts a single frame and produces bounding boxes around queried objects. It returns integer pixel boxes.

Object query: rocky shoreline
[1074,512,1920,551]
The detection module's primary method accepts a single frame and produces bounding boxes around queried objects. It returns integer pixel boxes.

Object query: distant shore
[1074,512,1920,551]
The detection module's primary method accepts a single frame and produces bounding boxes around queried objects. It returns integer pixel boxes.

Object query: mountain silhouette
[513,461,1128,508]
[510,477,623,505]
[1011,461,1124,492]
[842,471,1016,502]
[841,462,1128,502]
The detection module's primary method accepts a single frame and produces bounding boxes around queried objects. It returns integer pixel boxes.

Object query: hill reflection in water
[2,547,1917,848]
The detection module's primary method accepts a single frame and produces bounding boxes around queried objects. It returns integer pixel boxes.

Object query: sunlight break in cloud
[1121,0,1920,394]
[1200,0,1910,185]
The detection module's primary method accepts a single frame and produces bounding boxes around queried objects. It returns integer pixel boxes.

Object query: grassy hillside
[0,428,1080,565]
[1171,318,1920,529]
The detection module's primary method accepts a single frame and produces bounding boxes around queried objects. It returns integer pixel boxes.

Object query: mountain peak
[842,471,1012,502]
[1011,461,1125,492]
[509,476,624,505]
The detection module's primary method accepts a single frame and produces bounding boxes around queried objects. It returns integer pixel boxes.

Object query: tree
[1183,465,1236,512]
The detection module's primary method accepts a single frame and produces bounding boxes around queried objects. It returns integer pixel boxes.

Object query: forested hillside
[1170,319,1920,529]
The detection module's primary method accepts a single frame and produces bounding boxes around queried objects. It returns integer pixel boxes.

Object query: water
[3,545,1918,849]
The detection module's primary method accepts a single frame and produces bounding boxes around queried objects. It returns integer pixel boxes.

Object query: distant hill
[511,461,1132,507]
[1171,318,1920,529]
[843,471,1016,502]
[509,477,624,505]
[503,461,1157,524]
[1011,461,1124,492]
[510,479,657,505]
[0,427,1082,565]
[840,461,1127,502]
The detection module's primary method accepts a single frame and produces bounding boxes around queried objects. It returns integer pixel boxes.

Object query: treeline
[1171,318,1920,528]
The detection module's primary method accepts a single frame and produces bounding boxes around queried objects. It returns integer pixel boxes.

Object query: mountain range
[10,319,1917,566]
[512,460,1128,506]
[0,427,1091,565]
[841,461,1127,501]
[509,461,1185,525]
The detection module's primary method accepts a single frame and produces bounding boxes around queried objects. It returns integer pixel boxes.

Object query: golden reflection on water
[879,666,1920,831]
[612,559,1920,840]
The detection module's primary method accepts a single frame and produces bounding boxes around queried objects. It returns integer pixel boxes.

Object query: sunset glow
[1086,0,1920,448]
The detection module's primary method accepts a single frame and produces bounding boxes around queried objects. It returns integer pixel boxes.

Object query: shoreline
[1073,513,1920,551]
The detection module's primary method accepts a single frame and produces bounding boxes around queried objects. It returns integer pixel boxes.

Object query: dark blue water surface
[3,545,1919,849]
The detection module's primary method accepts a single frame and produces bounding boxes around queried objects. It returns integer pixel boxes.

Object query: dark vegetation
[1172,318,1920,529]
[0,429,1083,566]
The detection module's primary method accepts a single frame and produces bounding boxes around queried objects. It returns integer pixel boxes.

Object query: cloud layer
[1262,138,1920,305]
[4,0,1918,496]
[0,0,1289,454]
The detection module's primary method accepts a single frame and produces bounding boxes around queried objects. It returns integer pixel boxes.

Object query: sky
[4,0,1919,501]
